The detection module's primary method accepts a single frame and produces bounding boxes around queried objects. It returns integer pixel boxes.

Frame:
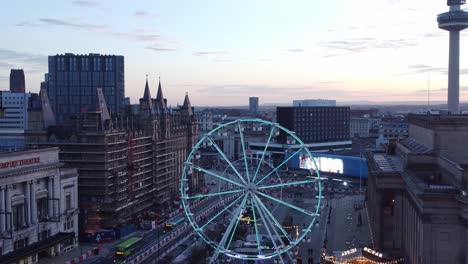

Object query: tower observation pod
[438,0,468,114]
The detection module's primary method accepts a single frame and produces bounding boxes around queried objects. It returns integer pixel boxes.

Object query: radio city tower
[438,0,468,114]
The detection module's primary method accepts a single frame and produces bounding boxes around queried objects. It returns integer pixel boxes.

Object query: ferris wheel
[180,119,322,263]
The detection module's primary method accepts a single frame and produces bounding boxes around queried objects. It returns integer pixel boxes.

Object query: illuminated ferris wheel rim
[180,118,323,261]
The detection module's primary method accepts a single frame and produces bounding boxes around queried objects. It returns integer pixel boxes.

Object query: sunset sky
[1,0,467,106]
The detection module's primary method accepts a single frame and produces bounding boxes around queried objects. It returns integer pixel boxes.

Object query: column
[0,186,5,233]
[48,177,53,218]
[6,185,11,231]
[31,180,37,224]
[448,30,460,114]
[25,181,31,225]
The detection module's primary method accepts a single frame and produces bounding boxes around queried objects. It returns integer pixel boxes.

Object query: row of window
[56,57,117,72]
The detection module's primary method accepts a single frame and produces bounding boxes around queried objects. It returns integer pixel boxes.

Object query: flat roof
[372,153,403,173]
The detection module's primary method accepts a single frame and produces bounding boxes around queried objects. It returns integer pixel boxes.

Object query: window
[38,229,50,241]
[12,204,25,230]
[37,198,48,221]
[64,219,74,230]
[65,193,72,210]
[14,238,28,250]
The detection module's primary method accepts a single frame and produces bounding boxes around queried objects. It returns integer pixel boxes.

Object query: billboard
[299,154,344,174]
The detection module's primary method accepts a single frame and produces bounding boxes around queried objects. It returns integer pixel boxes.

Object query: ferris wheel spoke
[249,195,263,256]
[256,147,304,186]
[251,126,275,183]
[237,121,250,183]
[253,195,293,244]
[251,195,284,263]
[185,162,245,189]
[206,136,248,185]
[256,191,318,217]
[257,179,318,190]
[184,189,244,200]
[200,194,244,230]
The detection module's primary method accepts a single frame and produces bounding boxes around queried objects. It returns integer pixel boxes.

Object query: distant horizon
[195,100,465,108]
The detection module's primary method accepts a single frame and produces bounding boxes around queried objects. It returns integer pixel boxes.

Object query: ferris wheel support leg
[209,194,248,264]
[254,195,293,243]
[254,195,296,263]
[251,195,285,264]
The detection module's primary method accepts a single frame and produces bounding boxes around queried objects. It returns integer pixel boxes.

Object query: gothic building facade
[26,78,199,233]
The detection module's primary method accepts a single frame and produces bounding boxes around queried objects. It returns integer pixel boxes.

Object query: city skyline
[1,0,467,106]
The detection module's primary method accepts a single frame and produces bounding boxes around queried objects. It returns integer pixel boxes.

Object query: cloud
[146,45,177,52]
[287,49,304,52]
[135,34,161,41]
[193,82,346,96]
[413,86,468,93]
[39,18,107,30]
[16,21,40,27]
[134,11,157,19]
[0,61,15,70]
[395,64,468,76]
[0,49,46,65]
[393,64,446,76]
[72,0,98,7]
[423,32,444,38]
[193,51,227,56]
[320,37,419,54]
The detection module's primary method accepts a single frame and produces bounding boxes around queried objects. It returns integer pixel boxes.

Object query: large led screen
[299,154,344,174]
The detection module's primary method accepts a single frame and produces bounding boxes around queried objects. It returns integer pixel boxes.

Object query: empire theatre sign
[0,157,41,169]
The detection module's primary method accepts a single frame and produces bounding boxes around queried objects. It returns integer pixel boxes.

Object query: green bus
[114,236,142,264]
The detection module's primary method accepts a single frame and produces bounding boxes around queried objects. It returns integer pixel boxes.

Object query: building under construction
[26,79,198,233]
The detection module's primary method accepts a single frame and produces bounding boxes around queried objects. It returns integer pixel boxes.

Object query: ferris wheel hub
[246,182,257,193]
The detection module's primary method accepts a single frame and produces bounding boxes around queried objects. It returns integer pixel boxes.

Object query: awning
[0,232,75,264]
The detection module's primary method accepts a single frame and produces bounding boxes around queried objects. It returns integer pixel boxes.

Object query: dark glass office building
[277,106,350,143]
[9,69,25,93]
[46,53,125,123]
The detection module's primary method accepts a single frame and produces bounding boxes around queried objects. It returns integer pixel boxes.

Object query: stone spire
[141,75,154,114]
[143,75,151,100]
[155,76,166,110]
[180,92,194,116]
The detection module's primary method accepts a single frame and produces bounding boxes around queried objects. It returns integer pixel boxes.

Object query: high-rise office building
[9,69,25,93]
[46,53,126,123]
[249,97,259,113]
[0,91,30,152]
[276,106,350,144]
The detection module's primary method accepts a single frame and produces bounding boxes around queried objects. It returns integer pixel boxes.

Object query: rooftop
[399,138,432,154]
[372,153,404,173]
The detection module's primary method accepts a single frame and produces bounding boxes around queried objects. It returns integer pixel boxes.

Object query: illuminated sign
[0,157,40,169]
[116,251,124,255]
[299,154,343,174]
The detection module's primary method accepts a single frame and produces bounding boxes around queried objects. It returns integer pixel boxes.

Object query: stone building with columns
[366,114,468,264]
[0,147,79,264]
